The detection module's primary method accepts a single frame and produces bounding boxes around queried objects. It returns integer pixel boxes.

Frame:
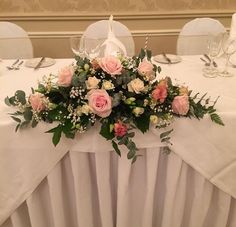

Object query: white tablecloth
[0,56,236,225]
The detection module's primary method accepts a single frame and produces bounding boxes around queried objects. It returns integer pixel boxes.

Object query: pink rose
[99,56,122,76]
[87,89,112,118]
[29,93,46,112]
[57,66,74,87]
[114,122,127,137]
[172,95,189,115]
[152,84,167,103]
[138,60,155,81]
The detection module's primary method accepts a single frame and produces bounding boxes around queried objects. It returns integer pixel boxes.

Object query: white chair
[82,19,135,57]
[0,22,33,59]
[177,18,226,55]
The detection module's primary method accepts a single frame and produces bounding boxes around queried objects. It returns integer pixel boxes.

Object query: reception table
[0,56,236,227]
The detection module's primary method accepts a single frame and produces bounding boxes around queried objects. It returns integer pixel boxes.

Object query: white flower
[81,104,91,115]
[143,99,149,107]
[133,107,144,117]
[76,106,83,116]
[102,80,115,90]
[150,115,159,125]
[76,104,91,116]
[85,76,100,90]
[127,78,145,94]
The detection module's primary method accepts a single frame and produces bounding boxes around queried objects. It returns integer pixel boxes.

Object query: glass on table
[202,33,223,78]
[219,33,236,77]
[84,37,102,59]
[70,35,88,58]
[70,35,103,59]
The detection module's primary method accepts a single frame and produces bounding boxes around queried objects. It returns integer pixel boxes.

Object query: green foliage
[5,49,224,164]
[210,113,224,126]
[112,140,121,156]
[15,90,26,105]
[134,114,150,133]
[46,125,63,146]
[100,120,115,140]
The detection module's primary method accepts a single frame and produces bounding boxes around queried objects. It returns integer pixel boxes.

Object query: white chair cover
[82,19,135,57]
[0,22,33,59]
[177,18,226,55]
[230,13,236,39]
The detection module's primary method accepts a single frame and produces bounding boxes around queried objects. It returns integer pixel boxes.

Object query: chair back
[0,22,33,59]
[177,18,226,55]
[82,19,135,57]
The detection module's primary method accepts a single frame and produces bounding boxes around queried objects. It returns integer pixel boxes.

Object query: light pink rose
[138,60,155,81]
[99,56,122,76]
[152,84,167,103]
[29,93,46,112]
[114,122,127,137]
[87,89,112,118]
[57,66,74,87]
[172,95,189,115]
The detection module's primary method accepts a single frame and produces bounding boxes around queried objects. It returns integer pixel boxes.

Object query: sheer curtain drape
[2,149,236,227]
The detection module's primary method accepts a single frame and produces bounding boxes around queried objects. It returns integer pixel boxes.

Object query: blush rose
[57,66,74,87]
[138,60,155,81]
[114,122,127,137]
[152,84,167,103]
[172,95,189,115]
[29,93,46,112]
[99,56,122,76]
[87,89,112,118]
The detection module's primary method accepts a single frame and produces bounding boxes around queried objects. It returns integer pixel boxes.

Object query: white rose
[150,115,159,125]
[143,99,149,107]
[102,80,115,90]
[81,104,91,115]
[127,78,145,94]
[76,106,83,116]
[85,76,100,90]
[133,107,144,117]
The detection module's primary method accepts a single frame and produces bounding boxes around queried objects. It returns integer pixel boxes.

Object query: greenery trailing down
[5,49,224,163]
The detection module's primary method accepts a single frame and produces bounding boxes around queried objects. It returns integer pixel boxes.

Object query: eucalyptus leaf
[20,121,30,129]
[112,140,121,156]
[32,119,38,128]
[72,75,79,87]
[15,90,26,105]
[11,116,21,123]
[127,149,136,159]
[4,97,11,106]
[131,155,137,164]
[160,129,173,139]
[23,109,33,121]
[15,124,20,132]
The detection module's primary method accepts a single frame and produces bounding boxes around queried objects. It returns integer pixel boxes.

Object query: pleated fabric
[2,148,236,227]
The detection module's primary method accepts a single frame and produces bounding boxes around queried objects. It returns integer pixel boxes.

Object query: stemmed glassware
[202,33,223,78]
[70,35,88,58]
[70,35,101,59]
[220,33,236,77]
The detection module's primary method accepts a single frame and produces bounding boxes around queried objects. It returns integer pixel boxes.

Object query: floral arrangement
[5,49,224,162]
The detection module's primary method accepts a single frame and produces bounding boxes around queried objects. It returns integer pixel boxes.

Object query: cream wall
[0,0,235,58]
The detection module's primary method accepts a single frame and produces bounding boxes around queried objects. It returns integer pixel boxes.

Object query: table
[0,56,236,227]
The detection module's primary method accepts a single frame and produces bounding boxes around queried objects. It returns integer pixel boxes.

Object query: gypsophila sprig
[5,49,224,163]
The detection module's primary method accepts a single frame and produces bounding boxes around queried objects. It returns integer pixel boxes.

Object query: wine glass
[202,33,223,78]
[220,33,236,77]
[70,35,87,58]
[85,38,102,59]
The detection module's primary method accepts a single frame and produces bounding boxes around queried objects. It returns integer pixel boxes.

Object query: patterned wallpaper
[0,0,236,13]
